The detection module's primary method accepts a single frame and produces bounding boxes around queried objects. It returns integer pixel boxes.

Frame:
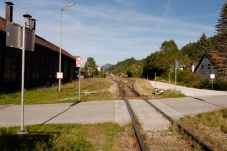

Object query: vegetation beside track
[133,78,186,99]
[0,78,121,105]
[0,78,185,105]
[0,123,137,151]
[177,108,227,150]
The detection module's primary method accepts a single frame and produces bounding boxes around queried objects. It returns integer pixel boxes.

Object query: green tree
[181,42,199,61]
[214,1,227,77]
[160,40,179,55]
[196,33,210,58]
[215,1,227,54]
[82,57,98,77]
[143,40,180,79]
[106,57,137,76]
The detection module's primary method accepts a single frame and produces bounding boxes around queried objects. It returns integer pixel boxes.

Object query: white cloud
[0,0,219,65]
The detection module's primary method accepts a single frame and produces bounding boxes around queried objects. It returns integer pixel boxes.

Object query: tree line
[143,0,227,79]
[83,1,227,85]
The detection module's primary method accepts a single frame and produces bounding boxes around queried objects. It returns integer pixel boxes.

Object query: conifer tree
[215,1,227,54]
[215,1,227,77]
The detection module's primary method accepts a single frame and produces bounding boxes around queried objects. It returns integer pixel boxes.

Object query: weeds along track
[115,78,214,151]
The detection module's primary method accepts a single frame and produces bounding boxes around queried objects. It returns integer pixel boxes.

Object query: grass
[0,78,185,105]
[0,123,136,151]
[133,78,186,99]
[0,78,120,105]
[177,108,227,150]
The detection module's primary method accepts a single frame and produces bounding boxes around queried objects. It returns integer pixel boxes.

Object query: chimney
[5,1,14,22]
[30,18,36,30]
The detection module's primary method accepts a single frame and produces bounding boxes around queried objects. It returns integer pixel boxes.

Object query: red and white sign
[76,57,82,67]
[210,74,215,79]
[56,72,63,79]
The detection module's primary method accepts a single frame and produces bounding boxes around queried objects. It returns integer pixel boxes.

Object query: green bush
[196,78,211,89]
[170,70,206,88]
[214,79,227,90]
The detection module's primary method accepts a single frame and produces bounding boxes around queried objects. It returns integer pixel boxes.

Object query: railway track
[115,78,214,151]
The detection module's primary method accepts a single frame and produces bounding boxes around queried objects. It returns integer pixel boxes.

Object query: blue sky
[0,0,226,66]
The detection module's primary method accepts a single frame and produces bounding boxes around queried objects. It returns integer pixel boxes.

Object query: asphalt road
[0,81,226,131]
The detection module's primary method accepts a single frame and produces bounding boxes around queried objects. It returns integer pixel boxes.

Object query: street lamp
[59,2,75,92]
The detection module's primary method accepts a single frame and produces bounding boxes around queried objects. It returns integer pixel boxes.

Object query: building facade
[0,2,77,92]
[195,53,227,78]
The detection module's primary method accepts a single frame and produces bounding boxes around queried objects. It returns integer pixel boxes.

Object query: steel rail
[116,79,146,151]
[124,100,146,151]
[144,99,214,151]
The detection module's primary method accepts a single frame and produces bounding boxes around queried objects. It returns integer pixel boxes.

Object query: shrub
[169,70,206,88]
[214,79,227,90]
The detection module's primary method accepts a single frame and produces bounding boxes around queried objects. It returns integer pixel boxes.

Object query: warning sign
[210,74,215,79]
[76,57,82,67]
[56,72,63,79]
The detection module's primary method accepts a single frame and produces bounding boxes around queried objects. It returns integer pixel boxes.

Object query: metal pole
[211,71,213,90]
[21,22,26,132]
[59,10,62,92]
[174,68,176,93]
[59,2,75,92]
[155,73,156,88]
[79,68,81,100]
[169,74,170,84]
[103,67,104,78]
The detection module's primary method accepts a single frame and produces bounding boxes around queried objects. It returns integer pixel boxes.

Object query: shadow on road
[191,97,222,107]
[41,101,81,124]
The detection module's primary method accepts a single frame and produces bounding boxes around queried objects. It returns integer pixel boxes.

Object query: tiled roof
[0,16,75,60]
[194,53,227,72]
[205,53,227,69]
[0,16,7,32]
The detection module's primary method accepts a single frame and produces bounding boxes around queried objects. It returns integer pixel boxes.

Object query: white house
[195,53,227,78]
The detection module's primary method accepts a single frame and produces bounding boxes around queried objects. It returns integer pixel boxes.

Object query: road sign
[76,57,82,67]
[56,72,63,79]
[6,21,35,51]
[210,74,215,79]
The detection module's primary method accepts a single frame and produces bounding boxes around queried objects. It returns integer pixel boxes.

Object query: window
[201,65,204,70]
[208,64,211,69]
[54,57,59,78]
[4,49,17,81]
[32,51,40,79]
[70,62,74,79]
[48,55,54,78]
[64,60,68,78]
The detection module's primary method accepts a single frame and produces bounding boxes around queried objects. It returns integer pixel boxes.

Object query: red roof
[0,16,75,60]
[205,53,227,71]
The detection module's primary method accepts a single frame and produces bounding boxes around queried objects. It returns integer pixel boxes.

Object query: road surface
[0,81,226,131]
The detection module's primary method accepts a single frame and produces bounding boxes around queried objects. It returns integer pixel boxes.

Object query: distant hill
[103,63,113,70]
[106,57,143,77]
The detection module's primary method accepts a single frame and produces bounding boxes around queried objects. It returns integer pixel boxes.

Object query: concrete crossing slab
[129,100,171,131]
[0,100,130,127]
[148,100,183,120]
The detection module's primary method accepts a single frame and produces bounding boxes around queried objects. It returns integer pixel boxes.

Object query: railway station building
[0,2,78,93]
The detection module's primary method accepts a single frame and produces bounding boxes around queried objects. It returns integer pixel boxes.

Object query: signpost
[56,72,63,79]
[210,72,215,90]
[174,60,178,93]
[76,57,82,100]
[6,14,35,133]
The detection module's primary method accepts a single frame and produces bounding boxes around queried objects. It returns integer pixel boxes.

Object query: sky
[0,0,226,66]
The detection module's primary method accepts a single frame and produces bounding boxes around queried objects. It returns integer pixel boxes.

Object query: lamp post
[59,2,75,92]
